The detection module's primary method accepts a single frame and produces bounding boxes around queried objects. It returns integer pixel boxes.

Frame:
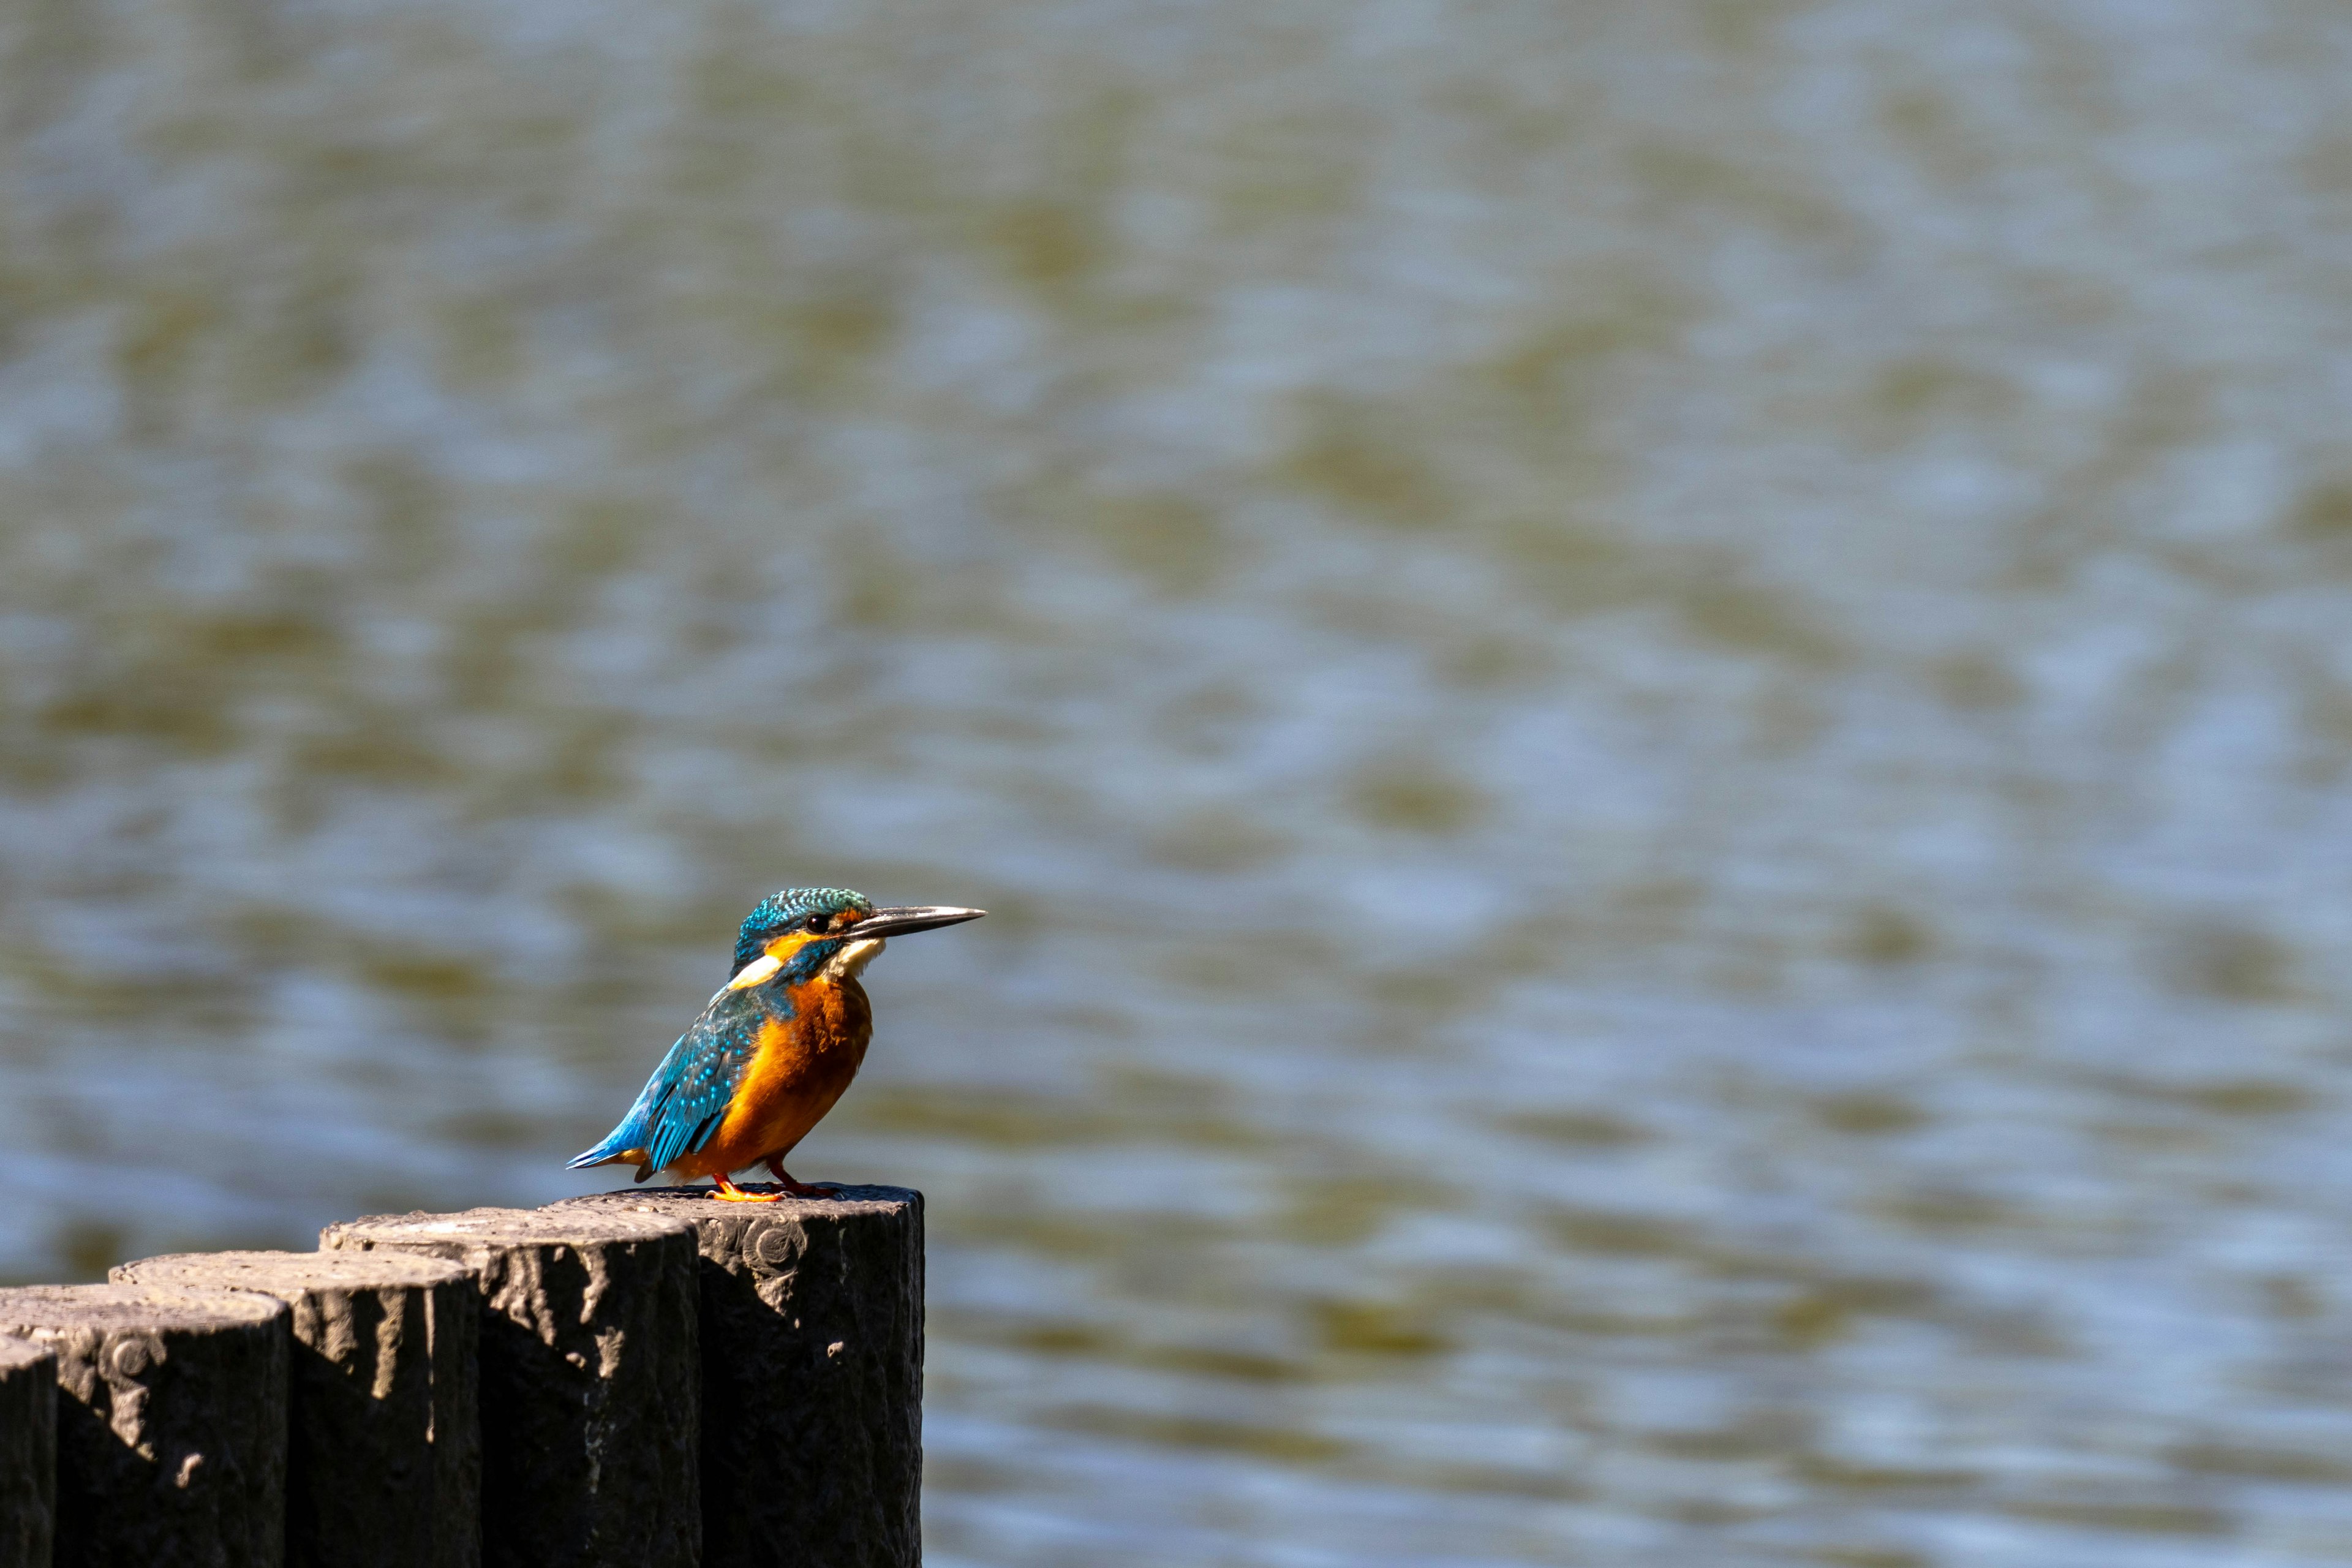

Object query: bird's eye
[805,912,829,933]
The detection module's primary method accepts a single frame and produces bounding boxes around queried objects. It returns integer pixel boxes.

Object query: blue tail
[565,1028,696,1176]
[564,1129,636,1172]
[567,1003,752,1182]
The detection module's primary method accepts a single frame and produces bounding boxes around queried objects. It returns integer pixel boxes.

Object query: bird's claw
[709,1184,786,1203]
[710,1172,842,1202]
[777,1181,841,1199]
[764,1159,843,1199]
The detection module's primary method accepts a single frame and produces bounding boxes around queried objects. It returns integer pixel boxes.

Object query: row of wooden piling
[0,1185,924,1568]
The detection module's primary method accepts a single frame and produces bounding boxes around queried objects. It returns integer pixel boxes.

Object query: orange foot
[709,1174,784,1204]
[765,1156,842,1199]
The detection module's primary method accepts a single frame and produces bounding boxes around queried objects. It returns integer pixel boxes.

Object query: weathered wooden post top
[556,1185,925,1568]
[0,1283,289,1568]
[319,1205,703,1568]
[0,1188,925,1568]
[111,1250,481,1568]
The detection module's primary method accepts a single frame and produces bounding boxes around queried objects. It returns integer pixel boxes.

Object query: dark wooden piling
[0,1284,288,1568]
[318,1206,701,1568]
[0,1336,56,1568]
[111,1250,482,1568]
[556,1187,924,1568]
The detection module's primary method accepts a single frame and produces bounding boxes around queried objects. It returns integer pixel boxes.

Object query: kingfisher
[567,887,984,1201]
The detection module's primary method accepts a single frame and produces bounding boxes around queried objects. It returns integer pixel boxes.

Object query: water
[5,0,2352,1561]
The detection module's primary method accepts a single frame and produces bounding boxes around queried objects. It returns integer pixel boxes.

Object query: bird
[567,886,984,1201]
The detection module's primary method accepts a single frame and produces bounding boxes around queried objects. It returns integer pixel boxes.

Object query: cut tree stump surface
[0,1284,289,1568]
[318,1207,699,1568]
[113,1250,482,1568]
[557,1186,924,1568]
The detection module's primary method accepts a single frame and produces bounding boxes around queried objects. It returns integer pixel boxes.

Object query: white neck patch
[821,937,886,982]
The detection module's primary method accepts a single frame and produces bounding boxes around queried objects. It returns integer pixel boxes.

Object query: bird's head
[727,886,985,990]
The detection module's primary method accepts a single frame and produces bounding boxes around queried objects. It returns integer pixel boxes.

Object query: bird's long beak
[853,905,986,938]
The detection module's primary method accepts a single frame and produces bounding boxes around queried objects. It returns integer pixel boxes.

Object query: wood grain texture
[318,1207,699,1568]
[556,1186,923,1568]
[0,1336,55,1568]
[0,1284,288,1568]
[113,1250,481,1568]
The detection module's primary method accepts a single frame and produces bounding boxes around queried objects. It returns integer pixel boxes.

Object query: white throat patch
[821,937,885,982]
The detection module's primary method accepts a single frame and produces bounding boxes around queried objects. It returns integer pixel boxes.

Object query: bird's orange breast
[682,978,873,1180]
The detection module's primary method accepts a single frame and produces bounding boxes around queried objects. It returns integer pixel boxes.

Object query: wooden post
[556,1187,924,1568]
[0,1284,288,1568]
[111,1250,481,1568]
[318,1207,701,1568]
[0,1336,56,1567]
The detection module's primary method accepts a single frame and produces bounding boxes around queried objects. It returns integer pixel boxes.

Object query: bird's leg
[764,1155,840,1199]
[709,1172,784,1204]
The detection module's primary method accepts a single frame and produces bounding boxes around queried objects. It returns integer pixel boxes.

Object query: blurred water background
[4,0,2352,1562]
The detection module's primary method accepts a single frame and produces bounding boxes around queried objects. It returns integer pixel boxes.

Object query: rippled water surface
[7,0,2352,1562]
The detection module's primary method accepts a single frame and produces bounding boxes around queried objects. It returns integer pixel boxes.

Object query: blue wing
[566,984,790,1179]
